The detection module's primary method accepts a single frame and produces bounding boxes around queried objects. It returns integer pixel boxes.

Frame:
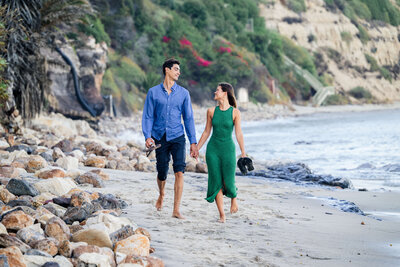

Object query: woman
[197,82,246,223]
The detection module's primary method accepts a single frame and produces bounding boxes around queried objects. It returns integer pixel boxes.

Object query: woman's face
[214,86,226,101]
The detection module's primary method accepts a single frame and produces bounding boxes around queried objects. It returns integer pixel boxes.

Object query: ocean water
[239,108,400,191]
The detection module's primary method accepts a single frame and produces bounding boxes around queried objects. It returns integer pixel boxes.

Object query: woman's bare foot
[172,211,185,219]
[155,194,164,211]
[218,215,226,223]
[230,198,238,214]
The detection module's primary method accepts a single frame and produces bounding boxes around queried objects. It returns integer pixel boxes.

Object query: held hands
[190,143,199,160]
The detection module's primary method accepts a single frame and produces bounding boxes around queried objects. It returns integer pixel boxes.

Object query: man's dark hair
[162,58,180,76]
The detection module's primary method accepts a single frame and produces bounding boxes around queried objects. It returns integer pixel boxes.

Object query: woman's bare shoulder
[207,107,216,116]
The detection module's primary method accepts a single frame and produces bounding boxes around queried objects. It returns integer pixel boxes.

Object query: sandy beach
[86,166,400,267]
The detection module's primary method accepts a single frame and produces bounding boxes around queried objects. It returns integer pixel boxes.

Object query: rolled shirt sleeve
[182,91,197,144]
[142,89,154,140]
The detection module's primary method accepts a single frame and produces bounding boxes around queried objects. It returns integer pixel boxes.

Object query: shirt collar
[161,82,177,92]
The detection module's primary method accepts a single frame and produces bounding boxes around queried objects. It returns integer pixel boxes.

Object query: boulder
[36,168,66,179]
[0,166,20,178]
[70,191,91,207]
[90,169,109,180]
[45,216,70,243]
[6,178,39,197]
[0,188,16,203]
[16,227,45,246]
[84,156,106,168]
[72,228,113,248]
[0,233,31,253]
[26,155,48,173]
[23,255,73,267]
[86,213,135,235]
[34,177,77,196]
[52,147,65,161]
[30,238,58,256]
[53,139,74,153]
[55,156,79,171]
[75,172,104,188]
[10,157,30,169]
[1,210,34,231]
[114,234,150,257]
[120,255,164,267]
[0,246,26,267]
[62,202,94,224]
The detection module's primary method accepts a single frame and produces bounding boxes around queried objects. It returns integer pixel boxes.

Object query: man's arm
[142,89,155,147]
[182,91,198,158]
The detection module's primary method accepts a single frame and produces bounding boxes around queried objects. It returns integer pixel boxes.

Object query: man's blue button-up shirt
[142,82,197,144]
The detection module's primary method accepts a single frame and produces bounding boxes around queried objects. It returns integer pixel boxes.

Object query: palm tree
[0,0,92,124]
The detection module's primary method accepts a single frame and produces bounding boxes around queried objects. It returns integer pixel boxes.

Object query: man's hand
[190,143,199,159]
[145,138,155,148]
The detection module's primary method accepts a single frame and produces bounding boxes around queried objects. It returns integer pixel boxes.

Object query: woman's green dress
[205,106,237,202]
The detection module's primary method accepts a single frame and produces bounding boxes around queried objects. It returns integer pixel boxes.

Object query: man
[142,58,198,219]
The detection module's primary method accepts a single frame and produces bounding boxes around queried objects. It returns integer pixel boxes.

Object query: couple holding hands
[142,58,248,223]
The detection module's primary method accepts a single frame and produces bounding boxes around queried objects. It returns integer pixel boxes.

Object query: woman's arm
[197,108,214,151]
[233,108,246,157]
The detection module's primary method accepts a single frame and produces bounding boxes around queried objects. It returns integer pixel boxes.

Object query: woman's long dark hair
[219,82,237,108]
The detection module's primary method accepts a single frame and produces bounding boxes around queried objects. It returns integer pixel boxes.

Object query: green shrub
[323,94,349,105]
[282,37,317,75]
[365,53,379,71]
[357,24,370,43]
[360,0,400,26]
[287,0,307,13]
[340,31,353,45]
[349,86,372,99]
[78,15,111,45]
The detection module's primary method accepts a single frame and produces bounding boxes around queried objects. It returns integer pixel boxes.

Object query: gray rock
[7,199,34,209]
[109,225,135,243]
[93,194,127,210]
[62,202,94,224]
[6,178,40,197]
[25,249,53,257]
[40,151,54,162]
[52,197,71,208]
[0,233,31,253]
[6,145,33,154]
[42,262,60,267]
[0,254,9,267]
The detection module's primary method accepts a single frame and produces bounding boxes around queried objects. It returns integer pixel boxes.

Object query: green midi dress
[205,106,237,203]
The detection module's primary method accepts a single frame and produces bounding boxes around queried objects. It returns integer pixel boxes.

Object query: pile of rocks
[0,114,171,266]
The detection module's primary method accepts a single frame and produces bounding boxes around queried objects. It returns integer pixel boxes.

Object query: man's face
[166,64,180,81]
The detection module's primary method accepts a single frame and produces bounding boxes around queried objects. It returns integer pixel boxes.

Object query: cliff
[259,0,400,102]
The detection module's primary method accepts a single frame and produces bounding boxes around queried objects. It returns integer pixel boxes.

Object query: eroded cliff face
[41,36,107,119]
[260,0,400,102]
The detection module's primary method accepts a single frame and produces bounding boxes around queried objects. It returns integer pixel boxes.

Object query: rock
[86,213,135,235]
[45,216,70,243]
[106,160,117,169]
[120,255,164,267]
[42,262,60,267]
[43,202,67,218]
[135,156,152,172]
[57,239,72,257]
[52,147,65,161]
[0,166,19,178]
[6,178,40,197]
[116,159,135,171]
[93,194,127,210]
[0,246,26,267]
[0,188,16,203]
[24,255,73,267]
[84,156,106,168]
[65,169,84,179]
[114,234,150,257]
[6,144,32,154]
[25,249,53,258]
[0,222,7,234]
[70,191,91,207]
[16,227,45,246]
[1,210,34,231]
[243,162,353,189]
[55,156,79,171]
[29,238,58,256]
[52,197,71,208]
[185,159,196,172]
[0,255,9,267]
[69,150,84,161]
[134,228,151,241]
[0,234,31,253]
[72,229,113,248]
[33,193,57,206]
[77,253,112,267]
[90,169,109,180]
[34,177,77,196]
[36,168,66,179]
[85,142,104,156]
[195,162,207,173]
[109,225,135,244]
[62,202,94,224]
[26,155,48,173]
[0,140,10,149]
[75,172,104,188]
[7,199,34,208]
[39,151,53,163]
[10,157,30,169]
[72,245,115,267]
[69,225,84,235]
[7,150,29,163]
[53,139,74,153]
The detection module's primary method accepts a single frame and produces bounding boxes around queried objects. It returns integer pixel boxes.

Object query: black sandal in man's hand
[144,144,161,157]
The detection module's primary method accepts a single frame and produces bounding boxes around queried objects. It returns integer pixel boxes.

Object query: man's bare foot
[155,195,164,211]
[218,215,226,223]
[230,198,238,214]
[172,211,185,219]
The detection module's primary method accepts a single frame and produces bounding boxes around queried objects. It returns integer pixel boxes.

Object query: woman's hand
[240,152,247,158]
